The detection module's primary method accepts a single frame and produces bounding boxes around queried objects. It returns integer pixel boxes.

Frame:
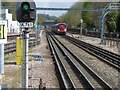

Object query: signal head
[21,2,30,12]
[16,1,36,22]
[21,2,30,20]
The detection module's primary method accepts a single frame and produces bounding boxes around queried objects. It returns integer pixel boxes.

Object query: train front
[58,23,67,35]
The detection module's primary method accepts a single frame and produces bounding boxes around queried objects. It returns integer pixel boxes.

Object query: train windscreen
[58,24,66,30]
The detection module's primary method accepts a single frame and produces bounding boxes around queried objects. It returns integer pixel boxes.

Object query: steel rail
[64,35,120,70]
[4,38,40,54]
[48,31,112,89]
[50,34,95,89]
[51,34,112,89]
[46,33,71,89]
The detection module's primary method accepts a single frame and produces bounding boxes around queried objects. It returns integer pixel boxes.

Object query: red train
[51,23,67,35]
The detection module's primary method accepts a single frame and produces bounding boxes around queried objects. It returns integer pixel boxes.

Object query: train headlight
[58,29,60,31]
[64,29,66,32]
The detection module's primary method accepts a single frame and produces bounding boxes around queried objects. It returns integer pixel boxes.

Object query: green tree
[56,2,82,27]
[81,2,94,29]
[106,12,117,32]
[116,13,120,32]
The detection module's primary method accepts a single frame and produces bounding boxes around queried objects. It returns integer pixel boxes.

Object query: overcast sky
[34,0,79,17]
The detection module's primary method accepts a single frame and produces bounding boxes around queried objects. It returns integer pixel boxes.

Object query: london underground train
[51,23,67,35]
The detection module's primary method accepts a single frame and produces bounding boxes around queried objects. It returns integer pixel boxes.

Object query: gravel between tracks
[28,31,59,88]
[2,31,59,88]
[1,32,119,89]
[56,35,119,89]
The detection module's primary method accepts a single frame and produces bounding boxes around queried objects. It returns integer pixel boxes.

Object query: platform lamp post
[80,19,83,38]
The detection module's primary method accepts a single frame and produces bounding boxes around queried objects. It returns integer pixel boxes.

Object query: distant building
[5,9,12,33]
[1,9,20,33]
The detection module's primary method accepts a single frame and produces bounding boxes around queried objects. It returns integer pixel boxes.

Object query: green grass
[3,44,40,88]
[4,53,16,61]
[3,65,22,88]
[4,45,39,62]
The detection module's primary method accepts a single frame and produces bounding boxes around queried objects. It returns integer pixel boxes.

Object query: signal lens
[23,4,29,11]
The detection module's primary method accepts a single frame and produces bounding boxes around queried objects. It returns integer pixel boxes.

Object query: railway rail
[7,33,35,41]
[4,38,40,54]
[63,35,120,71]
[4,33,39,54]
[46,31,112,89]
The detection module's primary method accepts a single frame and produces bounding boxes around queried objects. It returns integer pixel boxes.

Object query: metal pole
[0,0,1,88]
[0,0,4,78]
[0,0,1,19]
[118,3,120,89]
[0,44,4,90]
[100,10,110,44]
[0,44,4,74]
[118,40,120,89]
[22,30,29,89]
[100,15,104,44]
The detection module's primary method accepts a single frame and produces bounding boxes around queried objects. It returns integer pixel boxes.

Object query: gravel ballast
[28,31,59,88]
[56,35,119,89]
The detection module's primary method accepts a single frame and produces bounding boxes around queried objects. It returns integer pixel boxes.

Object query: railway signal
[16,1,36,22]
[21,2,30,21]
[16,1,36,88]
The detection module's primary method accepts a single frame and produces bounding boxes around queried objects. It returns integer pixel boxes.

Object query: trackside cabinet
[16,37,23,65]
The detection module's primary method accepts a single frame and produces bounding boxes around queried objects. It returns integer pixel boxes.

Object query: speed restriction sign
[0,20,7,44]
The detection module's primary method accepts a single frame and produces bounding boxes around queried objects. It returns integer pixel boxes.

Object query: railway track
[4,38,40,54]
[46,31,112,89]
[4,33,38,54]
[7,33,35,41]
[63,35,120,71]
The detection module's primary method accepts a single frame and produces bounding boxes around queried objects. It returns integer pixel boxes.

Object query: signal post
[16,0,36,88]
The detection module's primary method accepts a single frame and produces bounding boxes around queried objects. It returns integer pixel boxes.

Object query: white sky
[34,0,79,3]
[34,0,79,17]
[1,0,119,17]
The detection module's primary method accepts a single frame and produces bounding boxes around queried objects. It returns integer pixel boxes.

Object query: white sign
[20,22,33,28]
[80,19,83,23]
[0,20,7,44]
